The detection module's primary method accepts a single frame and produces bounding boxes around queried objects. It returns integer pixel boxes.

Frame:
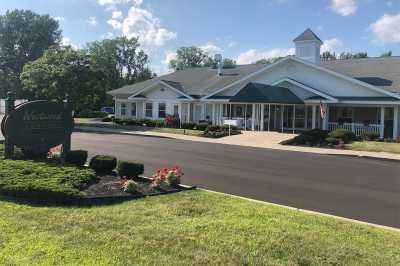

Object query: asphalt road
[72,132,400,228]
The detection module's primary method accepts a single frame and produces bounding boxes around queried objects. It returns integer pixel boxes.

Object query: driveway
[72,132,400,228]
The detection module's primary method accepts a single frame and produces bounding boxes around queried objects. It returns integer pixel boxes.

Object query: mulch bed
[82,174,195,201]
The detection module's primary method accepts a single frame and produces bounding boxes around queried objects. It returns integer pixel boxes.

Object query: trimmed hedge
[181,122,197,129]
[283,129,329,146]
[203,125,241,138]
[117,161,144,178]
[89,155,117,174]
[363,132,379,141]
[65,150,88,167]
[327,128,356,144]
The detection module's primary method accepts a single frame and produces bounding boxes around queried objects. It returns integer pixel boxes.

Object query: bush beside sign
[1,100,73,155]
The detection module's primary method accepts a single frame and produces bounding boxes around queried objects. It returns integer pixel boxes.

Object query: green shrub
[195,123,209,131]
[363,132,379,141]
[325,137,339,145]
[117,161,144,178]
[181,122,197,129]
[65,150,88,167]
[122,180,138,193]
[76,110,108,118]
[205,125,221,132]
[89,155,117,174]
[101,117,112,122]
[328,129,356,144]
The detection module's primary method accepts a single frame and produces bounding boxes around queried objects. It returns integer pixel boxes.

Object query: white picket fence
[328,122,380,136]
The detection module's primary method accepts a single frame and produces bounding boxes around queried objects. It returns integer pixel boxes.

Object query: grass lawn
[75,121,204,137]
[0,145,96,200]
[345,141,400,154]
[151,127,203,137]
[0,190,399,265]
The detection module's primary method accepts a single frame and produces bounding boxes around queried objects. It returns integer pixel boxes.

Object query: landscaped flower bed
[0,144,194,203]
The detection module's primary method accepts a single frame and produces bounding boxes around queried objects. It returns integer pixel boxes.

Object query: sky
[1,0,400,74]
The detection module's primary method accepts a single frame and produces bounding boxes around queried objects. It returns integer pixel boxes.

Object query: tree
[169,46,209,70]
[20,46,103,112]
[321,51,337,61]
[86,37,153,106]
[254,57,283,65]
[222,58,236,68]
[380,51,392,57]
[0,10,61,97]
[339,52,368,60]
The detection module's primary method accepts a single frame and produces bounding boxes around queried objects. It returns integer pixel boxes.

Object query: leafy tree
[86,37,153,106]
[222,58,236,68]
[321,51,337,61]
[339,52,368,60]
[20,46,103,111]
[0,10,61,97]
[254,57,283,65]
[380,51,392,57]
[169,46,209,70]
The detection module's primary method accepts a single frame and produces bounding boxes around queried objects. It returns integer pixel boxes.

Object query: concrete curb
[325,153,400,163]
[201,188,400,232]
[74,127,174,140]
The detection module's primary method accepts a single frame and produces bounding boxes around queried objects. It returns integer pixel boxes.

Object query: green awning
[229,82,304,104]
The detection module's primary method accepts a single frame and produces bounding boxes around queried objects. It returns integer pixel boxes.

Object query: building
[108,29,400,139]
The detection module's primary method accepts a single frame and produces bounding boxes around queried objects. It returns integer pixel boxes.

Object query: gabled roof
[108,64,266,98]
[108,56,400,100]
[322,57,400,93]
[293,28,322,43]
[230,82,304,104]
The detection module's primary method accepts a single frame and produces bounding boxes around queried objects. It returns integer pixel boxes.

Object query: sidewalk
[76,126,400,161]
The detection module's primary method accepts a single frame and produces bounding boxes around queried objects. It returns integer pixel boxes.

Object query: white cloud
[163,50,177,65]
[107,19,122,29]
[121,7,176,50]
[200,42,222,55]
[112,10,123,19]
[54,16,65,22]
[228,41,237,48]
[370,14,400,44]
[330,0,357,16]
[87,16,97,26]
[321,38,343,52]
[97,0,142,10]
[235,48,294,64]
[61,37,78,49]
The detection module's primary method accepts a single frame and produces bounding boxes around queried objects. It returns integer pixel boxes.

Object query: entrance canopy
[229,82,304,104]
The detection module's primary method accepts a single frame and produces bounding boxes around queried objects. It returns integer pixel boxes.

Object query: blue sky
[1,0,400,74]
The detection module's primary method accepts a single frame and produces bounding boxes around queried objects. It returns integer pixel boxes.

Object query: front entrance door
[194,104,202,123]
[268,104,283,131]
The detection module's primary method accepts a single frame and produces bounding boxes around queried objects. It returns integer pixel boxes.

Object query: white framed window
[158,103,166,118]
[121,103,126,116]
[145,102,153,118]
[131,102,137,117]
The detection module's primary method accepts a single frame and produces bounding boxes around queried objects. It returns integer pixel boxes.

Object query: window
[131,103,137,117]
[121,103,126,116]
[158,103,166,118]
[145,103,153,118]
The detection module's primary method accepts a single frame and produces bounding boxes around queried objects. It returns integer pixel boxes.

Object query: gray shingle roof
[108,64,265,98]
[322,57,400,94]
[108,56,400,99]
[293,28,322,43]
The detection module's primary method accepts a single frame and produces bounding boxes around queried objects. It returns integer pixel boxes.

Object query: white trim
[128,80,194,100]
[201,56,400,101]
[272,78,338,102]
[202,57,292,100]
[339,101,400,105]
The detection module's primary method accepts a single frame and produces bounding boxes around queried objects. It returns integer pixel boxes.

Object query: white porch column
[179,103,182,128]
[268,104,271,131]
[187,103,191,123]
[393,106,399,139]
[251,103,255,131]
[380,106,385,139]
[292,104,295,134]
[322,104,329,130]
[219,103,223,125]
[212,103,215,125]
[260,104,264,131]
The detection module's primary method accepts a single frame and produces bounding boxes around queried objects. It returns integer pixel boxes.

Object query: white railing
[328,122,380,136]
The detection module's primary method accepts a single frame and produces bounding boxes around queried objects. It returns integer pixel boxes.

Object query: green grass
[345,141,400,154]
[75,122,204,137]
[0,190,399,265]
[151,127,203,137]
[0,145,96,200]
